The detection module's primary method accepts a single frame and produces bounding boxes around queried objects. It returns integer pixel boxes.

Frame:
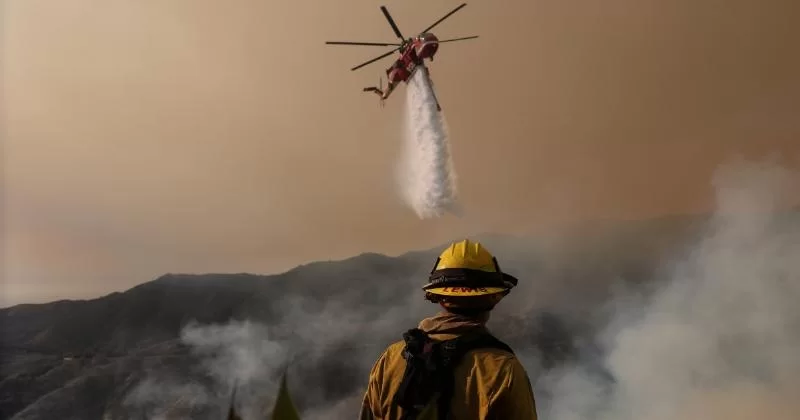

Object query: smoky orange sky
[3,0,799,306]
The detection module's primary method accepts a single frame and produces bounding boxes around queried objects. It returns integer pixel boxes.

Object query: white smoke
[179,320,289,389]
[122,378,213,419]
[121,320,291,419]
[121,290,430,419]
[540,160,800,420]
[119,158,800,419]
[395,66,461,219]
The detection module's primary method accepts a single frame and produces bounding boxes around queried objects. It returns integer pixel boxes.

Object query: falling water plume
[395,66,461,219]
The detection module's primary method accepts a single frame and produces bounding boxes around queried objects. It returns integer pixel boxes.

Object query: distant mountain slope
[0,213,747,419]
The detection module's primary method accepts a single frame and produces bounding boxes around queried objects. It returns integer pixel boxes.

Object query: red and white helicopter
[326,3,478,111]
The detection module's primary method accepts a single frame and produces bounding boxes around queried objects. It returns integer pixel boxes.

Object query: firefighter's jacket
[359,310,538,420]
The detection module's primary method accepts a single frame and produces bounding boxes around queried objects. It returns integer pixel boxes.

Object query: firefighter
[359,239,538,420]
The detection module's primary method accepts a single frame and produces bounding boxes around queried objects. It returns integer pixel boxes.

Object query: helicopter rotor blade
[420,3,467,34]
[351,48,399,71]
[380,6,405,40]
[437,35,479,43]
[326,41,402,47]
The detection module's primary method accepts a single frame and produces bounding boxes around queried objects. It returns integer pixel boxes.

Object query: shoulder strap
[394,328,440,420]
[392,328,515,420]
[435,331,514,420]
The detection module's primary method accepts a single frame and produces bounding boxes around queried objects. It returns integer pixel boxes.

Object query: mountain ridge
[3,210,796,419]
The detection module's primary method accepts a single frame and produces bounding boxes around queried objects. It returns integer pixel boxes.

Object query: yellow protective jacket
[359,311,538,420]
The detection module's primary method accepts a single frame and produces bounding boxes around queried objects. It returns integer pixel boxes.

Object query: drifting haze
[543,161,800,420]
[123,160,800,419]
[3,0,800,305]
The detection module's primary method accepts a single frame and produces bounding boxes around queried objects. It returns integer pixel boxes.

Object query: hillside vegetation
[0,214,737,419]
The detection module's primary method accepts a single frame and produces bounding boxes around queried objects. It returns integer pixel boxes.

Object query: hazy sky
[3,0,799,306]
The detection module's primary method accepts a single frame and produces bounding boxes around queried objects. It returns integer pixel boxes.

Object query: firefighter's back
[359,336,538,420]
[359,240,539,420]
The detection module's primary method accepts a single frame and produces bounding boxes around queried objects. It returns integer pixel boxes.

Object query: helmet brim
[424,286,508,297]
[422,270,519,291]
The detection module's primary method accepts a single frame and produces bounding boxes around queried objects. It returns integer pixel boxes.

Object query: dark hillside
[2,212,768,419]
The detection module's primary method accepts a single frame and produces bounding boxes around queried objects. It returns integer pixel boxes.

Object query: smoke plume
[395,66,461,219]
[541,160,800,420]
[122,288,432,419]
[123,159,799,419]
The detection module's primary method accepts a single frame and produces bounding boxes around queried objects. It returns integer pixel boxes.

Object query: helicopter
[326,3,478,111]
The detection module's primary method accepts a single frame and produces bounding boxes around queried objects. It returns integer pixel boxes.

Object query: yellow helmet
[423,239,518,306]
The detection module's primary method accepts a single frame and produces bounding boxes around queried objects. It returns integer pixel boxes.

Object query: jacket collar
[417,310,491,339]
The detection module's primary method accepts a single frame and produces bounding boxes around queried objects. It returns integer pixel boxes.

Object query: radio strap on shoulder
[392,328,514,420]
